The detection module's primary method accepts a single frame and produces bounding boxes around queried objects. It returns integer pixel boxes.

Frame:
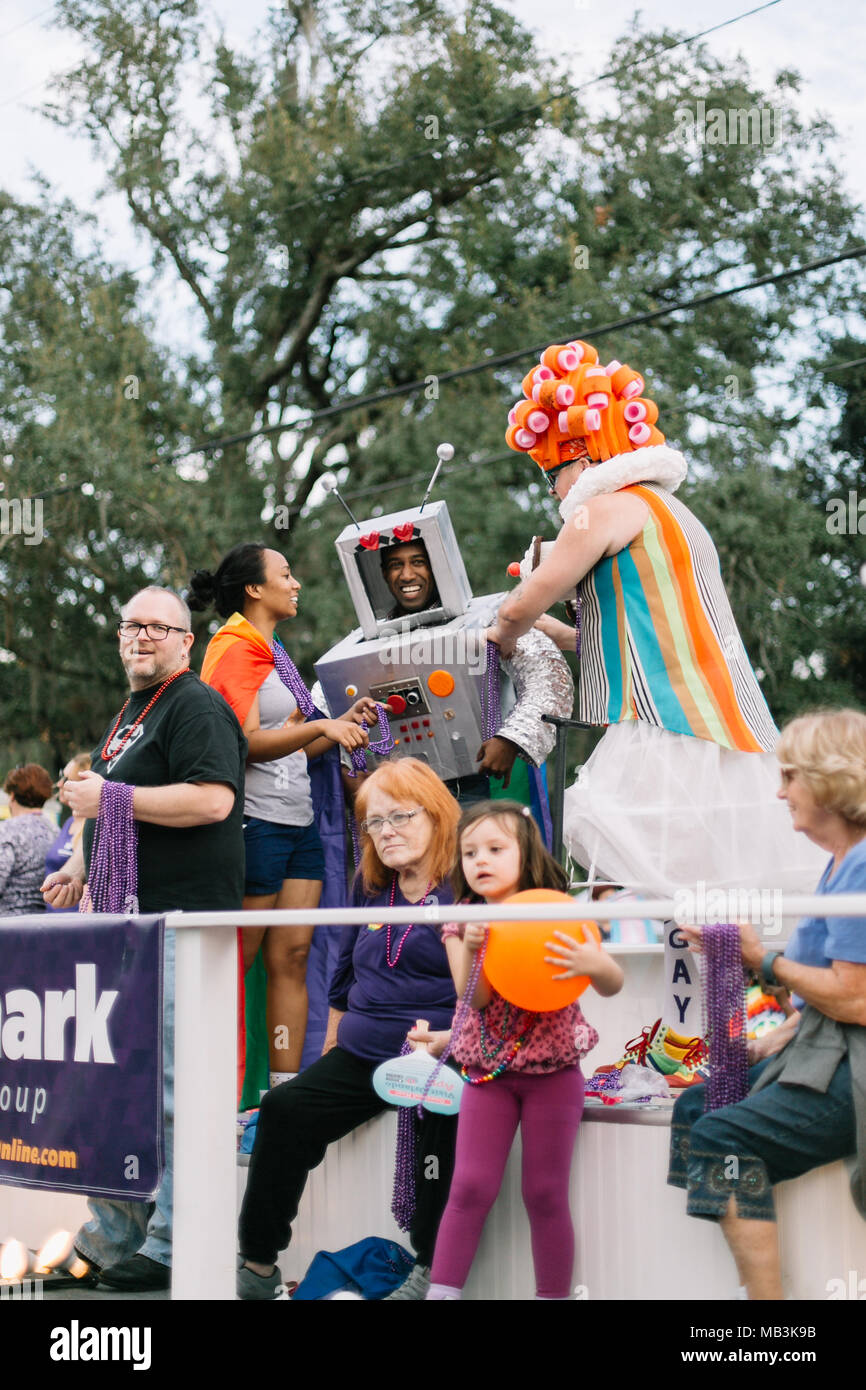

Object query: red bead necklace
[385,872,434,968]
[101,667,190,761]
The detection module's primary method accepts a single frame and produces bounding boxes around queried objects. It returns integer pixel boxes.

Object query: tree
[2,1,864,765]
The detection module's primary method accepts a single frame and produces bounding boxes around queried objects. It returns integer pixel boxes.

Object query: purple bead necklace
[392,924,489,1231]
[385,873,433,968]
[702,922,750,1112]
[80,780,139,915]
[348,705,395,776]
[270,639,315,716]
[483,641,500,740]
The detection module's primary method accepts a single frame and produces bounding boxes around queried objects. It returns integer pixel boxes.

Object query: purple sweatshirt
[328,875,457,1063]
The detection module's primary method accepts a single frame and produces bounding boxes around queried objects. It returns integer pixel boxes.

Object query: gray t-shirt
[244,669,314,827]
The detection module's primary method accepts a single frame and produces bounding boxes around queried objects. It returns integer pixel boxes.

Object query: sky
[1,0,864,353]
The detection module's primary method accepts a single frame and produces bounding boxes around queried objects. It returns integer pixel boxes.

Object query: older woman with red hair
[0,764,55,916]
[237,758,461,1300]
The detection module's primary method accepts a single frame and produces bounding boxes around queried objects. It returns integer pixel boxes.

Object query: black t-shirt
[84,671,247,913]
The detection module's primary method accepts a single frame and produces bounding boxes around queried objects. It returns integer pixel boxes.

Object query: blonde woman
[669,708,866,1299]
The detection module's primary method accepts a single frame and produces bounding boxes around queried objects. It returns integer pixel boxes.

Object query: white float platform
[3,947,865,1299]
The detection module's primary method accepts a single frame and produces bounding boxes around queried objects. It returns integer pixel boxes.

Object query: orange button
[428,669,455,698]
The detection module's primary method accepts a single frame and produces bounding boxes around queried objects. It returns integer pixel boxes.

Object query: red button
[387,694,407,715]
[422,719,430,727]
[416,735,423,741]
[400,724,408,732]
[411,721,419,729]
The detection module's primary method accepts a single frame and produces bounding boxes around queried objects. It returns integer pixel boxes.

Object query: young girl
[425,800,624,1301]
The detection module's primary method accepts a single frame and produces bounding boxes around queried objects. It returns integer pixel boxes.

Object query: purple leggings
[430,1067,584,1298]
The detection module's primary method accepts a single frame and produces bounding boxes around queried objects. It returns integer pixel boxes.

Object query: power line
[162,243,866,463]
[12,353,866,511]
[0,0,781,218]
[8,250,865,500]
[278,1,784,216]
[0,3,56,42]
[277,354,866,521]
[0,3,788,339]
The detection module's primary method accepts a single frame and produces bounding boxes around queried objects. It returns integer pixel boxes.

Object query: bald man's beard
[122,645,188,691]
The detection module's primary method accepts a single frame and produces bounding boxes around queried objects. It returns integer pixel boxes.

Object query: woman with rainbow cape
[191,543,378,1096]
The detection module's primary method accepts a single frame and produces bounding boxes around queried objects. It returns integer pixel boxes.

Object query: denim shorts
[243,817,325,895]
[668,1057,856,1222]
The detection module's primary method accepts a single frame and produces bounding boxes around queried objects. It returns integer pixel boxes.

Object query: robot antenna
[419,442,454,513]
[321,474,361,530]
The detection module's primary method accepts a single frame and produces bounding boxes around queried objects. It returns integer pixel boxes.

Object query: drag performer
[489,336,824,900]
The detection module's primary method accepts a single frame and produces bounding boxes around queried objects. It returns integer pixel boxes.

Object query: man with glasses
[42,585,247,1291]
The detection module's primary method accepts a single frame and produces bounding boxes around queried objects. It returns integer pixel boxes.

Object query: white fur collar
[558,445,688,524]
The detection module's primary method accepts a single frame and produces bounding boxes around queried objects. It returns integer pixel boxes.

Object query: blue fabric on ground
[292,1236,416,1301]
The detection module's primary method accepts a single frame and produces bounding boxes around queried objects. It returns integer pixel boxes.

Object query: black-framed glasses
[117,621,189,641]
[360,809,425,835]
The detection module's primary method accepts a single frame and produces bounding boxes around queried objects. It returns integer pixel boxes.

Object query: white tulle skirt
[563,721,826,898]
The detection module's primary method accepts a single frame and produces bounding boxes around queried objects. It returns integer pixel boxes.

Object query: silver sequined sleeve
[497,629,574,766]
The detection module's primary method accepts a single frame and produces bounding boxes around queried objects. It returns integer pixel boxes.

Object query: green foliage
[1,1,864,771]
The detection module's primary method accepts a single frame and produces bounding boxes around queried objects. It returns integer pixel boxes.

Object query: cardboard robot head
[334,500,473,641]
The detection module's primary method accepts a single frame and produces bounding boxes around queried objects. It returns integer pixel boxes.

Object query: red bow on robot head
[505,339,665,473]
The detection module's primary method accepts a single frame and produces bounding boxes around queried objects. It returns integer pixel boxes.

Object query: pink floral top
[441,923,599,1076]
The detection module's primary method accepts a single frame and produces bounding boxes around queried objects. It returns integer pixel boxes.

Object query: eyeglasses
[546,467,569,496]
[360,809,425,835]
[118,621,189,641]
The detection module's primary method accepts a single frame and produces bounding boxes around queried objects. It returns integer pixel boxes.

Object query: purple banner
[0,914,164,1199]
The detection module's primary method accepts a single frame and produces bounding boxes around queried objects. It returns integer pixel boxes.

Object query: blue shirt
[786,840,866,973]
[328,875,457,1064]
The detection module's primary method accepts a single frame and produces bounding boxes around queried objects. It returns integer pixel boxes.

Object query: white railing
[163,893,866,1299]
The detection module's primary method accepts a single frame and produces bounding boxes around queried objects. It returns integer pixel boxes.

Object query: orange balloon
[482,889,602,1012]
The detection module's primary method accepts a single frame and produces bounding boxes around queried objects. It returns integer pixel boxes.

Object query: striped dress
[576,484,778,753]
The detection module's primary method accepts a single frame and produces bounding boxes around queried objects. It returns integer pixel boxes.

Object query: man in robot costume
[314,490,572,815]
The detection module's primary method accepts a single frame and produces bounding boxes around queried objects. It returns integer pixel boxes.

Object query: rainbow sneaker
[595,1019,709,1087]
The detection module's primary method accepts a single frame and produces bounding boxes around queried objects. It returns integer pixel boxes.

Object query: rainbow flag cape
[200,611,277,726]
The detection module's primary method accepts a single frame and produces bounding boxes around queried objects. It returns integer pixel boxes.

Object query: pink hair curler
[628,422,652,445]
[527,410,550,433]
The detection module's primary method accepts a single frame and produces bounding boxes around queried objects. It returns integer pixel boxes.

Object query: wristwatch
[760,950,784,986]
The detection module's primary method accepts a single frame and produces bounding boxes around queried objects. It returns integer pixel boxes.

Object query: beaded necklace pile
[80,781,138,915]
[702,922,749,1111]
